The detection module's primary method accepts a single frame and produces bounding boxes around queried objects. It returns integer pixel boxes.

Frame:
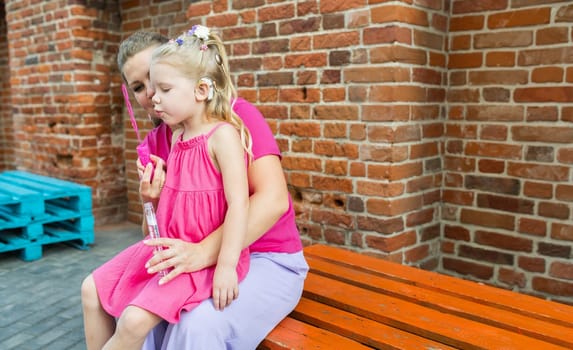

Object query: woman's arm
[199,154,289,262]
[144,154,289,282]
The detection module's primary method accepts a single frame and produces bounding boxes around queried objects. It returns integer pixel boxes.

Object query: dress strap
[205,122,230,139]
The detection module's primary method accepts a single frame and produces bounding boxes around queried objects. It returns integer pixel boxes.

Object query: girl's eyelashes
[132,84,144,93]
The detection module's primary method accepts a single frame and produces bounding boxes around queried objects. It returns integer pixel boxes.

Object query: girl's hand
[139,155,166,203]
[212,265,239,310]
[144,237,210,284]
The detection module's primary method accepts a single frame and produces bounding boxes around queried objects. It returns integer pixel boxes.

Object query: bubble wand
[143,202,167,277]
[121,84,152,167]
[121,84,167,277]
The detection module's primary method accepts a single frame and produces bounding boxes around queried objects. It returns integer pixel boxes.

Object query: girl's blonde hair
[151,27,253,160]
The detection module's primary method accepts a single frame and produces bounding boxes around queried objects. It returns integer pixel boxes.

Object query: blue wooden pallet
[0,182,46,220]
[0,171,92,215]
[0,220,94,261]
[0,170,95,261]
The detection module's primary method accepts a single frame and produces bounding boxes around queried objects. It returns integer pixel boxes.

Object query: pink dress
[93,123,250,323]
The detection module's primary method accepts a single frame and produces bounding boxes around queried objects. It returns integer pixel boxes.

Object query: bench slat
[304,244,573,328]
[291,298,457,350]
[261,245,573,349]
[304,254,573,348]
[303,272,568,350]
[259,317,372,350]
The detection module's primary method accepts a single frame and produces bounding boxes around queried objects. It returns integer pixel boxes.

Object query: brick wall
[1,0,571,302]
[0,3,12,171]
[2,0,126,224]
[445,0,573,303]
[234,1,449,270]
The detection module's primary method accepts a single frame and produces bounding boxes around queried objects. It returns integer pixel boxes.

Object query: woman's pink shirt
[141,98,303,254]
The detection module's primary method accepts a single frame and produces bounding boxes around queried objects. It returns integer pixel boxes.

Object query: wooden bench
[259,244,573,350]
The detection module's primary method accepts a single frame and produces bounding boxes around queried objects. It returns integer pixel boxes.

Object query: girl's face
[150,62,202,127]
[121,45,158,115]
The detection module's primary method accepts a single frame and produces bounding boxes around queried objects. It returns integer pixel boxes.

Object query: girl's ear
[194,82,209,101]
[194,77,214,101]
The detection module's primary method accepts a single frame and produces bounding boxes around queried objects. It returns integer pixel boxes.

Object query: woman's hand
[144,238,211,284]
[139,154,166,203]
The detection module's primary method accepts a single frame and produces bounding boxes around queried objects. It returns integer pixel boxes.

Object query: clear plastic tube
[143,202,167,277]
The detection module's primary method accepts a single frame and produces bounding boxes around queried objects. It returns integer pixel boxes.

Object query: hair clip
[215,53,222,65]
[189,25,210,41]
[168,38,184,46]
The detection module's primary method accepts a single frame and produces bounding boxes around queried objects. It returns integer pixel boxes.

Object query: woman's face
[122,45,158,115]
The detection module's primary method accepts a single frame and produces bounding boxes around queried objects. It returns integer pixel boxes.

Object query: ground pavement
[0,222,142,350]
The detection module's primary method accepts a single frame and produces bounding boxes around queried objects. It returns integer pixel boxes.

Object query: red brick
[498,268,526,288]
[556,3,573,22]
[448,52,482,69]
[364,26,412,45]
[442,257,494,280]
[465,141,522,160]
[320,0,365,13]
[257,3,294,21]
[485,51,515,67]
[469,69,528,85]
[508,162,569,181]
[404,244,430,264]
[532,277,573,297]
[478,159,505,174]
[475,31,533,49]
[357,181,404,197]
[549,262,573,280]
[461,209,515,231]
[371,5,429,26]
[523,181,553,199]
[488,8,550,28]
[313,32,360,49]
[518,256,545,273]
[367,195,423,216]
[406,207,435,227]
[556,184,573,201]
[550,222,573,242]
[518,217,547,237]
[532,66,564,83]
[536,26,569,45]
[365,230,418,253]
[371,46,428,65]
[475,230,532,252]
[449,15,484,31]
[357,216,404,235]
[538,202,570,220]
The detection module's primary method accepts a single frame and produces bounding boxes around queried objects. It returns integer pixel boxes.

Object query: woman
[109,31,306,349]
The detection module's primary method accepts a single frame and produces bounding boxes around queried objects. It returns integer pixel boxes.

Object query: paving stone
[0,222,141,350]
